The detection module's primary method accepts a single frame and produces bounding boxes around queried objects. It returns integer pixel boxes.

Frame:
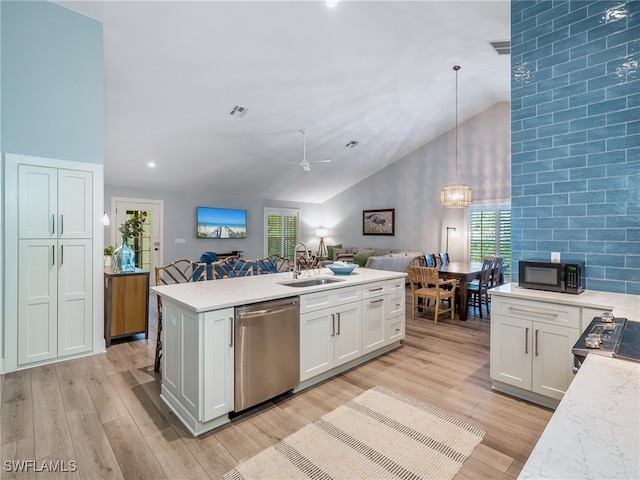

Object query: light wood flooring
[1,290,553,479]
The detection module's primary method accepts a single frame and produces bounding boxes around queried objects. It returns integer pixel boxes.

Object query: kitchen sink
[278,277,344,288]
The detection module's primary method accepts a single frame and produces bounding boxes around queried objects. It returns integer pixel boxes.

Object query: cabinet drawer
[387,278,406,293]
[334,285,361,305]
[387,317,405,343]
[300,291,333,314]
[362,281,387,298]
[492,296,580,329]
[386,291,405,318]
[300,286,361,314]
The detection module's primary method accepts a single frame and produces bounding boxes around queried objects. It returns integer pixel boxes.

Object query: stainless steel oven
[572,316,640,373]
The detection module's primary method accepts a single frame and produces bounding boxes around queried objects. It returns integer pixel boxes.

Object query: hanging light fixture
[440,65,473,208]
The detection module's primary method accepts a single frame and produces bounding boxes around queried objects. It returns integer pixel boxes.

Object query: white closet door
[18,239,58,365]
[18,165,57,239]
[58,170,93,239]
[57,239,93,356]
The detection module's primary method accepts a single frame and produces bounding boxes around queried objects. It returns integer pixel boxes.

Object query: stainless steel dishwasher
[234,297,300,411]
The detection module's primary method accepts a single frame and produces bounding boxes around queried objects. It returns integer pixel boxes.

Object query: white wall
[321,102,510,260]
[104,185,324,263]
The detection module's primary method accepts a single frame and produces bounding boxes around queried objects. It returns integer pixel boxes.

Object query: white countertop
[151,267,407,312]
[490,283,640,321]
[518,354,640,479]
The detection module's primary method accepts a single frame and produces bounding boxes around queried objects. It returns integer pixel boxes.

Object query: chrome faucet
[293,241,310,279]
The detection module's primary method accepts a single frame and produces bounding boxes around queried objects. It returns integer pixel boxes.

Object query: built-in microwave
[518,260,585,294]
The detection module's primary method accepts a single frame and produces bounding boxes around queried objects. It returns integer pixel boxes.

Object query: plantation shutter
[265,208,300,258]
[469,205,511,274]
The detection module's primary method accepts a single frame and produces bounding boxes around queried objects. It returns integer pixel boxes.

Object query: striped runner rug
[223,386,485,480]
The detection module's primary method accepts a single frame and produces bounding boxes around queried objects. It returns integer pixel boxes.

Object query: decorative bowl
[325,263,358,275]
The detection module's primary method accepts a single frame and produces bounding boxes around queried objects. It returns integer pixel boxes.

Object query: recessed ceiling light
[148,161,156,168]
[229,105,248,117]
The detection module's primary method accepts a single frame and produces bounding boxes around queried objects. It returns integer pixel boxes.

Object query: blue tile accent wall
[511,0,640,295]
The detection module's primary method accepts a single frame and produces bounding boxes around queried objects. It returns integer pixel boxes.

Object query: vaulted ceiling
[56,1,510,203]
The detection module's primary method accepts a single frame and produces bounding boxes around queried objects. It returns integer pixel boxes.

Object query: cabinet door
[57,239,93,357]
[532,322,578,400]
[18,240,58,365]
[386,290,405,318]
[18,165,57,239]
[362,297,386,354]
[387,317,405,344]
[57,170,93,238]
[334,302,362,366]
[300,309,334,381]
[490,314,532,390]
[202,308,234,421]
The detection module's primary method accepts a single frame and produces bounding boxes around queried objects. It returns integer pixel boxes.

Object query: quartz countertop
[518,354,640,479]
[151,267,407,312]
[490,283,639,321]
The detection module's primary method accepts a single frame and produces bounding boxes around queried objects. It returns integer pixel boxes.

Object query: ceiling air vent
[489,40,510,55]
[345,140,359,148]
[229,105,248,117]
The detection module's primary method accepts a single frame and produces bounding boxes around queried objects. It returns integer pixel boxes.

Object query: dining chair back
[154,259,207,371]
[467,257,494,318]
[439,252,450,265]
[490,256,505,287]
[424,253,437,268]
[408,266,457,325]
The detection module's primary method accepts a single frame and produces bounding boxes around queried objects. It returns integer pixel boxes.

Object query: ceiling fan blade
[309,159,332,164]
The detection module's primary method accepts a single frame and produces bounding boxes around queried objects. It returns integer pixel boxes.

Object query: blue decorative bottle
[112,240,136,273]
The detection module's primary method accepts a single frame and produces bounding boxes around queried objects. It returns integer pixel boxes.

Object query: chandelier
[440,65,473,208]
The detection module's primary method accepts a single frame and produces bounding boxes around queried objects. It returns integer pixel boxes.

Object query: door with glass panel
[111,198,163,285]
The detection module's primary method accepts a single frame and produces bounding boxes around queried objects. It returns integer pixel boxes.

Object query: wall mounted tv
[197,207,247,239]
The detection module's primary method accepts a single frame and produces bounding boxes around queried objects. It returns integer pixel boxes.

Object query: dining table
[437,261,484,321]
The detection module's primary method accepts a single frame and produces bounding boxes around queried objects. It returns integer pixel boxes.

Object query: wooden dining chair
[408,266,457,324]
[154,259,207,371]
[467,257,494,317]
[255,255,292,274]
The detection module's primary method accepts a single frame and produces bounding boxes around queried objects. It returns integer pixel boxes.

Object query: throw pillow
[327,244,342,261]
[353,250,376,267]
[333,247,348,259]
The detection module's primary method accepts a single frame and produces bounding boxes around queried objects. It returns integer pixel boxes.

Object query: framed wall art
[363,209,395,236]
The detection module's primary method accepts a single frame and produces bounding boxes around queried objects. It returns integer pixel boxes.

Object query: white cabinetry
[491,296,581,407]
[161,301,234,435]
[362,281,387,354]
[17,164,93,366]
[386,278,406,345]
[300,286,362,381]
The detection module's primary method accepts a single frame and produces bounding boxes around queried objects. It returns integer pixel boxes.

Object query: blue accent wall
[1,1,103,163]
[511,0,639,294]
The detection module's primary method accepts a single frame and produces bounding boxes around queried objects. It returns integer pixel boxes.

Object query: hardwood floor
[1,290,553,479]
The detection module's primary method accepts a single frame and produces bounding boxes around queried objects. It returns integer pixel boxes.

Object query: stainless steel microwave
[518,260,584,294]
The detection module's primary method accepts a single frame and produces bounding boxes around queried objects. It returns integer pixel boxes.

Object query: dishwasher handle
[236,299,299,320]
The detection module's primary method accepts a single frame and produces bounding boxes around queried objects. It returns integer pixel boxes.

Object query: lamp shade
[103,212,111,226]
[316,228,328,237]
[440,184,473,208]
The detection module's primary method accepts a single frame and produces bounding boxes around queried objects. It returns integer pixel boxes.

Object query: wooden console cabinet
[104,268,150,346]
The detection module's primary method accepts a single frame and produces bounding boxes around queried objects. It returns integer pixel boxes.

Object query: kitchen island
[518,354,639,479]
[489,283,639,408]
[151,267,407,435]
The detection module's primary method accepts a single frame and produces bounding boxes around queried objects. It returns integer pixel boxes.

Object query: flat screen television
[197,207,247,239]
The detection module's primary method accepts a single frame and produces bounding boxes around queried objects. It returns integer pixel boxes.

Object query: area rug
[223,386,485,480]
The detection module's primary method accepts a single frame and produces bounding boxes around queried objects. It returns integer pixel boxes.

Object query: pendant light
[440,65,473,208]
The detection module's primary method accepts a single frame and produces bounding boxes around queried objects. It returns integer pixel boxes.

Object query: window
[469,203,511,274]
[264,208,300,258]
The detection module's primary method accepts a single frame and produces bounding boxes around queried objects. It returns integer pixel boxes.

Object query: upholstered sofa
[326,245,423,273]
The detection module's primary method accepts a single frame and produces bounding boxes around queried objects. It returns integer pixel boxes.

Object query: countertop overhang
[518,354,640,479]
[151,267,407,312]
[490,283,639,321]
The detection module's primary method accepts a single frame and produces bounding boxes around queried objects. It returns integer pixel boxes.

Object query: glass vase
[112,240,136,273]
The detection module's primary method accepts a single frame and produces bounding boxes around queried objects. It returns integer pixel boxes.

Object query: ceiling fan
[278,128,332,172]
